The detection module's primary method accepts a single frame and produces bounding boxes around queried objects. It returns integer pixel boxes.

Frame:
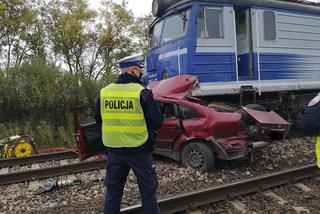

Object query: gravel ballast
[0,137,318,213]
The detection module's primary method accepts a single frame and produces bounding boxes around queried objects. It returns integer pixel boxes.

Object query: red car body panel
[73,110,90,160]
[148,75,197,99]
[154,95,248,160]
[74,75,290,163]
[241,107,291,141]
[149,75,290,160]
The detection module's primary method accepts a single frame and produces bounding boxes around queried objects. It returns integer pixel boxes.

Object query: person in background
[95,53,163,214]
[298,92,320,168]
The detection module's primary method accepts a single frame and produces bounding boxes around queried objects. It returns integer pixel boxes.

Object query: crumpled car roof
[147,75,198,99]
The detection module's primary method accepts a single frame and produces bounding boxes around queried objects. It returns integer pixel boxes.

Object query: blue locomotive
[146,0,320,119]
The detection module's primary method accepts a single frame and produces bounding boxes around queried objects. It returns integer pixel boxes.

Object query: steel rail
[0,151,78,168]
[0,159,106,186]
[121,164,319,214]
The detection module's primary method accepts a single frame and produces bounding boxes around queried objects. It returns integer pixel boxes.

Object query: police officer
[95,53,163,214]
[298,92,320,168]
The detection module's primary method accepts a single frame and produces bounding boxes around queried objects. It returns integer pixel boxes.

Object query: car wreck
[74,75,290,172]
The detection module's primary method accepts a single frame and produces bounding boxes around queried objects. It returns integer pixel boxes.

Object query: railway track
[0,137,318,212]
[0,153,106,186]
[121,164,319,214]
[0,151,78,168]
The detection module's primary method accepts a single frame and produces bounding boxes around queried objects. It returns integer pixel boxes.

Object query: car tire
[152,0,180,17]
[181,142,214,172]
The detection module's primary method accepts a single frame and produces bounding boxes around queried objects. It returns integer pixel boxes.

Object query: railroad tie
[229,200,247,213]
[292,206,310,213]
[60,160,75,182]
[294,183,312,192]
[28,163,41,190]
[31,163,40,170]
[99,169,106,177]
[185,209,204,214]
[67,174,77,181]
[60,160,69,166]
[0,167,9,175]
[262,190,287,205]
[292,183,311,213]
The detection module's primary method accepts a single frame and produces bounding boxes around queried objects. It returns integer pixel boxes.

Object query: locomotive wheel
[12,141,33,158]
[181,142,214,172]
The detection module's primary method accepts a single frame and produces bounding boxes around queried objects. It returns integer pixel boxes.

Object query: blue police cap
[117,53,144,69]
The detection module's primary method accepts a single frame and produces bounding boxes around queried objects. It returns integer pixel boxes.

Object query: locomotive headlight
[152,0,159,17]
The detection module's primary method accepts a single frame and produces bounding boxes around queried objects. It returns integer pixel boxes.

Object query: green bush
[0,58,107,149]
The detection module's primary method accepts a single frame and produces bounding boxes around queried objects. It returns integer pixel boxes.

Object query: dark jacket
[95,72,163,154]
[298,95,320,135]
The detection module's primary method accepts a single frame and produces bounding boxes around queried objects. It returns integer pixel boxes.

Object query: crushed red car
[74,75,290,171]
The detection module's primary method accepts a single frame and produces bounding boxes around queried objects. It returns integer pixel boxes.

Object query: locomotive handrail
[232,8,239,87]
[178,46,182,75]
[254,9,262,96]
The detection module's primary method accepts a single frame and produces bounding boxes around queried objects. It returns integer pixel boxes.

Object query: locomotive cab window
[150,21,164,48]
[264,11,276,41]
[197,7,224,39]
[161,9,190,43]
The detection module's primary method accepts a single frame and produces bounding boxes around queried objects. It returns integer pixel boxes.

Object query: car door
[156,102,181,151]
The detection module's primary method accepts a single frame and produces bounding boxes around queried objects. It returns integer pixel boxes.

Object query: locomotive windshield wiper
[173,8,188,29]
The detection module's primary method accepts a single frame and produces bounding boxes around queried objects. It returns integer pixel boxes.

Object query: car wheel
[181,142,214,172]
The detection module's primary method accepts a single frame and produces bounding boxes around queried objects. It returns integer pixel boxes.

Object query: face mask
[133,67,143,80]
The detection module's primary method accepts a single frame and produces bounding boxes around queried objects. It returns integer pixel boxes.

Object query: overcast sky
[126,0,153,16]
[90,0,153,17]
[90,0,320,17]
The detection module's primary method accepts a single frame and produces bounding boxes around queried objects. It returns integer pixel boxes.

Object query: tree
[43,0,137,80]
[44,0,96,75]
[88,0,136,79]
[0,0,152,79]
[0,0,39,70]
[131,13,154,56]
[0,2,7,41]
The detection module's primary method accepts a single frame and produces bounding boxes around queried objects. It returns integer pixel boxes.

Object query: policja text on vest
[104,99,134,110]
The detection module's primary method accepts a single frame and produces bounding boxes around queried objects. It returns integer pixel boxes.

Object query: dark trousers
[104,152,159,214]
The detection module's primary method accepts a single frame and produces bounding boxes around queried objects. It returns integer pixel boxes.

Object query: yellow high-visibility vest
[316,136,320,168]
[100,83,148,148]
